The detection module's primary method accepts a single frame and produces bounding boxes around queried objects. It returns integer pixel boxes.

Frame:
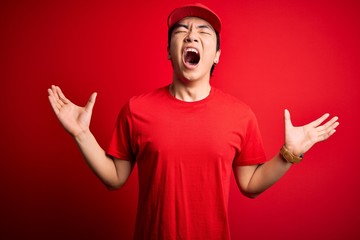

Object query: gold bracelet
[280,145,303,164]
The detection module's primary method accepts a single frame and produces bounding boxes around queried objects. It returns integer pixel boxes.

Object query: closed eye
[199,31,212,35]
[173,24,189,34]
[197,25,214,35]
[174,30,188,34]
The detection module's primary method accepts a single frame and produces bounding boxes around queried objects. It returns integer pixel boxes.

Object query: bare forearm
[236,110,339,198]
[74,130,121,188]
[48,86,131,189]
[243,155,292,197]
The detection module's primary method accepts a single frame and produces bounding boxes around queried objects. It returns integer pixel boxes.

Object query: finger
[327,116,339,125]
[49,85,67,109]
[57,98,65,107]
[315,116,339,132]
[318,128,337,142]
[321,116,339,130]
[84,92,97,113]
[48,87,55,98]
[315,120,339,143]
[51,85,60,101]
[309,113,330,127]
[284,109,293,129]
[55,86,70,104]
[48,89,61,114]
[317,121,340,136]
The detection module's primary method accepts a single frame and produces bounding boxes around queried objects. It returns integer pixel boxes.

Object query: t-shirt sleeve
[233,109,267,166]
[106,101,136,162]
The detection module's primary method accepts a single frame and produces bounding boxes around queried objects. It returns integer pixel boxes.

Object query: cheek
[203,38,218,54]
[169,49,180,62]
[169,39,181,56]
[203,45,218,62]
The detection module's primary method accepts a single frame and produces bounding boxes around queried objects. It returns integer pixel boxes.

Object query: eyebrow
[197,25,212,30]
[173,23,189,30]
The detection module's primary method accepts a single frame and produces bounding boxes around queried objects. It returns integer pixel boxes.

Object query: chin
[173,65,210,83]
[187,72,210,83]
[180,72,202,83]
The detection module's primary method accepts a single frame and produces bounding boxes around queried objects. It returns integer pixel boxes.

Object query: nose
[184,30,199,43]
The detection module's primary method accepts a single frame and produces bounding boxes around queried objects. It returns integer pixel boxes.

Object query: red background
[1,0,359,239]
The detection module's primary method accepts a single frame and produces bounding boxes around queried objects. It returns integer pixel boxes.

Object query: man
[48,3,339,239]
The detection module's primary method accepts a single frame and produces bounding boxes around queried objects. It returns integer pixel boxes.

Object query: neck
[169,80,211,102]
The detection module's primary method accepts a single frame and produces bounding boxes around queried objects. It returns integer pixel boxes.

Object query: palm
[284,109,339,156]
[48,86,97,137]
[56,100,91,136]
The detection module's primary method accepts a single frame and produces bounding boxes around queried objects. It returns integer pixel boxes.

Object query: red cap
[167,3,222,33]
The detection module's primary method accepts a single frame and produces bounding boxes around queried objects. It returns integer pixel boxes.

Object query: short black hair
[167,24,220,76]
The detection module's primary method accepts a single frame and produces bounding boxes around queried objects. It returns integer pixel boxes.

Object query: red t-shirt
[107,86,267,239]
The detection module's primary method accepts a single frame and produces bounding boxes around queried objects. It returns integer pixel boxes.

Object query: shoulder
[130,86,168,102]
[127,86,170,111]
[211,88,254,114]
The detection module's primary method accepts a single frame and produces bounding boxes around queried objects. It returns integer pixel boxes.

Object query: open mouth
[184,48,200,66]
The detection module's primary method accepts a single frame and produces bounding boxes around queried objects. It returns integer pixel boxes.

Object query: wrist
[74,128,92,143]
[280,145,304,164]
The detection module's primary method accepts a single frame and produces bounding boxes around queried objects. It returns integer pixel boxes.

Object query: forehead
[176,17,215,31]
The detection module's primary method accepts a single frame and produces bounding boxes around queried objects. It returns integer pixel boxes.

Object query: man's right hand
[48,85,97,138]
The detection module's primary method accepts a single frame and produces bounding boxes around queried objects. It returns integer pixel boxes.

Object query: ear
[214,49,221,64]
[167,47,171,60]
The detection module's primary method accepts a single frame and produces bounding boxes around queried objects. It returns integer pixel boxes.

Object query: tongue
[185,52,200,65]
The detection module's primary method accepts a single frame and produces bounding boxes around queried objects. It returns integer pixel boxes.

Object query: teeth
[185,48,199,54]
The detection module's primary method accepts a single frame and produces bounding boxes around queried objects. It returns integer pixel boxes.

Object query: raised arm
[234,109,339,198]
[48,85,133,190]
